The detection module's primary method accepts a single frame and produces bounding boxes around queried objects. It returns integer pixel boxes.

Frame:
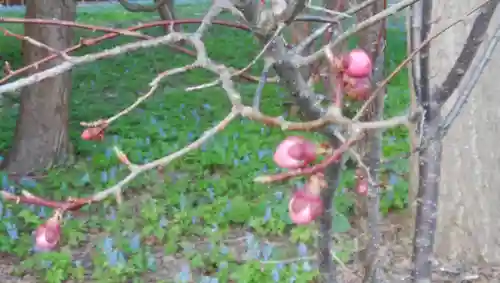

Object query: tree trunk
[2,0,75,175]
[428,0,500,264]
[157,0,180,33]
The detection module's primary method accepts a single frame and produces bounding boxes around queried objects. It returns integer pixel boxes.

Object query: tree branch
[355,1,386,281]
[441,26,500,136]
[353,0,492,122]
[297,0,420,66]
[2,110,239,210]
[411,0,439,281]
[435,0,500,105]
[0,19,279,85]
[0,17,146,37]
[0,32,185,95]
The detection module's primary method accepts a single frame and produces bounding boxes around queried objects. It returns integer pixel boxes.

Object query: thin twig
[298,0,420,66]
[434,0,499,104]
[0,19,278,85]
[352,0,492,122]
[252,61,273,111]
[0,27,73,61]
[0,17,146,37]
[186,24,285,92]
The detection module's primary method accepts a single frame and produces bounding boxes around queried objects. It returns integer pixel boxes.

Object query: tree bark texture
[428,0,500,264]
[3,0,75,175]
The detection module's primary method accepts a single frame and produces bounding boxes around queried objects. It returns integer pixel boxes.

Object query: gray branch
[434,0,500,105]
[441,26,500,136]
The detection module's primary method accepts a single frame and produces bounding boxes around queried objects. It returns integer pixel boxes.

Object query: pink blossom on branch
[344,75,372,101]
[289,173,326,225]
[34,210,63,252]
[81,126,106,141]
[273,136,318,169]
[354,168,369,196]
[342,49,372,78]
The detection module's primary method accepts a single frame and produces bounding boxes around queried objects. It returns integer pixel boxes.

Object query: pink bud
[354,168,369,196]
[343,49,372,78]
[34,211,62,251]
[288,190,324,225]
[273,136,317,169]
[81,127,105,141]
[355,178,369,196]
[344,76,371,101]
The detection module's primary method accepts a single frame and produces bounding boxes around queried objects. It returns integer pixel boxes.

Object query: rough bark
[2,0,75,175]
[427,0,500,264]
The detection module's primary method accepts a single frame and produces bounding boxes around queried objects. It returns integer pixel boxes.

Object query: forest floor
[0,3,492,283]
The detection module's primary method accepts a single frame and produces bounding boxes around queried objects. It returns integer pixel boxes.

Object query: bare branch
[298,0,420,66]
[306,3,351,18]
[0,19,277,85]
[252,61,272,111]
[434,0,500,104]
[186,24,285,92]
[294,23,332,55]
[2,111,239,209]
[0,32,186,95]
[441,26,500,136]
[411,0,437,281]
[241,96,412,132]
[294,0,382,55]
[352,0,492,122]
[0,17,146,38]
[279,0,307,25]
[92,110,239,202]
[0,27,72,61]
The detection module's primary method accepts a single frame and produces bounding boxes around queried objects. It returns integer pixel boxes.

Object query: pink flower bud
[81,127,105,141]
[343,49,372,78]
[34,211,62,251]
[273,136,317,169]
[354,168,369,196]
[355,178,369,196]
[288,190,324,225]
[344,75,371,101]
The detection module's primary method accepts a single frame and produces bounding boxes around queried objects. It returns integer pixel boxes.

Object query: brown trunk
[426,0,500,265]
[157,0,181,33]
[2,0,75,175]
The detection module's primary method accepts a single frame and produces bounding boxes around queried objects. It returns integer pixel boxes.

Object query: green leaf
[273,201,293,224]
[18,210,39,224]
[190,254,205,268]
[332,212,351,233]
[227,196,251,223]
